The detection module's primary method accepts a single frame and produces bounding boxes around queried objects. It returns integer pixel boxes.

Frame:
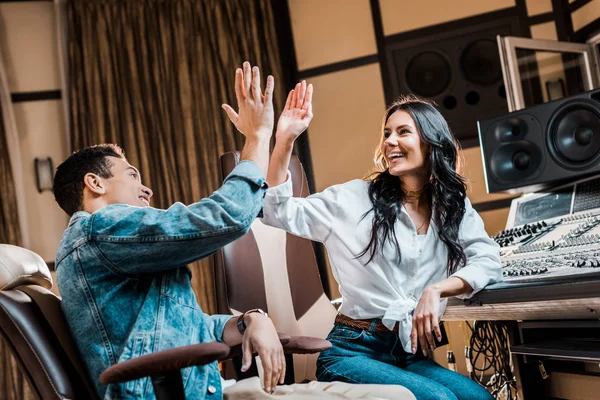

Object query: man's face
[102,156,153,207]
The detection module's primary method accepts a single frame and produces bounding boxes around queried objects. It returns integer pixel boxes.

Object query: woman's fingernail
[423,350,428,356]
[412,347,416,354]
[266,387,271,392]
[437,336,442,342]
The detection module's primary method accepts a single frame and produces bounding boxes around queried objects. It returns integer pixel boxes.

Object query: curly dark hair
[53,144,125,216]
[358,95,468,276]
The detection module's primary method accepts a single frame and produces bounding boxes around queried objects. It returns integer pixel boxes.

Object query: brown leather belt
[335,313,399,334]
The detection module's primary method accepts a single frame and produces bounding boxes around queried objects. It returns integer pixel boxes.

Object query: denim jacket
[56,161,267,399]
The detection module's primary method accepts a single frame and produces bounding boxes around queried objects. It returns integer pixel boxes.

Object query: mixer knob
[542,221,547,227]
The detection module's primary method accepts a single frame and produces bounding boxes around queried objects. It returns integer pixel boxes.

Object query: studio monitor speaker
[479,89,600,193]
[385,12,522,143]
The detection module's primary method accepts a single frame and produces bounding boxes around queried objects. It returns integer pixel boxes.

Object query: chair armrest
[219,332,291,361]
[282,336,331,354]
[100,342,230,384]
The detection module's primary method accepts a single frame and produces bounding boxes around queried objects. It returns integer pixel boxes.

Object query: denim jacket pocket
[119,334,152,397]
[327,325,365,341]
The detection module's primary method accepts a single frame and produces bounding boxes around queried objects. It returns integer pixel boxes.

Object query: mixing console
[495,175,600,283]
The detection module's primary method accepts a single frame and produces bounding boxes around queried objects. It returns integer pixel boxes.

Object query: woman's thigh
[317,354,458,400]
[405,358,493,400]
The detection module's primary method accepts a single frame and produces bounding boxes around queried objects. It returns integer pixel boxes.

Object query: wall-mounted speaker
[385,12,523,144]
[479,89,600,193]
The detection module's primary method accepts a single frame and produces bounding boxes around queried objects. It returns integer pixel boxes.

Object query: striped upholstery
[214,152,337,382]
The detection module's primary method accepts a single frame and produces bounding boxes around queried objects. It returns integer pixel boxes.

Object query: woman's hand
[276,80,313,144]
[411,285,443,356]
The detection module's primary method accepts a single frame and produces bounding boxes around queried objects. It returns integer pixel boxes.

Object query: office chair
[0,243,330,399]
[214,152,338,383]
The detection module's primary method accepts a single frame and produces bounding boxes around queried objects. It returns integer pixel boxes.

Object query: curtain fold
[66,0,286,313]
[0,18,34,400]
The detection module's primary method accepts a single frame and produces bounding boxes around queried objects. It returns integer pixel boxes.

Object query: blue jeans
[316,323,494,400]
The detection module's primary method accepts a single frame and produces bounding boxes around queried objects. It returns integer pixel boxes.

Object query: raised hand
[222,62,275,141]
[276,80,313,143]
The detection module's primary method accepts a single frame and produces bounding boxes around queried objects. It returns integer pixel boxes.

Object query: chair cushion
[0,244,51,291]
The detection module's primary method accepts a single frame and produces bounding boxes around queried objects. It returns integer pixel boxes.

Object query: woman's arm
[267,80,313,187]
[411,200,502,356]
[261,80,341,243]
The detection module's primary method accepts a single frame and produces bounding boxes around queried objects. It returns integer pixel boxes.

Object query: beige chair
[214,152,338,383]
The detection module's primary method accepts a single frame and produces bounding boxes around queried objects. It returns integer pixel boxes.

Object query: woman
[256,81,500,400]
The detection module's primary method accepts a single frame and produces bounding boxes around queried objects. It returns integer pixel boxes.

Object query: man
[54,63,414,400]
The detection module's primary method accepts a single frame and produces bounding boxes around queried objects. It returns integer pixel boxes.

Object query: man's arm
[90,63,275,275]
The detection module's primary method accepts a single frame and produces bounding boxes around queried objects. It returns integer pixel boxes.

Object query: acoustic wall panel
[0,2,60,92]
[307,64,386,192]
[288,0,377,71]
[379,0,516,36]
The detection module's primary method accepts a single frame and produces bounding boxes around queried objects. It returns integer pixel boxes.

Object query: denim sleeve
[203,313,236,343]
[89,161,267,275]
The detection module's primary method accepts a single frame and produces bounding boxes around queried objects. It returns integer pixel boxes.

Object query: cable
[466,321,517,400]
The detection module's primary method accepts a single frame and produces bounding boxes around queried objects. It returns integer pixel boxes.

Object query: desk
[442,278,600,399]
[443,278,600,321]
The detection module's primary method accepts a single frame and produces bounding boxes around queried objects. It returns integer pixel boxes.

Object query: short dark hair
[53,144,125,216]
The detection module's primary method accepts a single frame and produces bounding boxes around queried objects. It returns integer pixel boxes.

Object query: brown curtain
[0,79,33,400]
[0,105,21,247]
[66,0,286,313]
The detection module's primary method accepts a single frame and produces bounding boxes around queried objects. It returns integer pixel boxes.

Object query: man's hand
[222,61,274,141]
[410,286,442,357]
[241,313,285,393]
[276,80,313,144]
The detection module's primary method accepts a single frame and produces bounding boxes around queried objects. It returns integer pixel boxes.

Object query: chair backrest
[0,244,98,399]
[214,152,337,382]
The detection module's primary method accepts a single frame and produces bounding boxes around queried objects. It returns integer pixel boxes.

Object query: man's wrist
[244,312,267,326]
[237,308,268,334]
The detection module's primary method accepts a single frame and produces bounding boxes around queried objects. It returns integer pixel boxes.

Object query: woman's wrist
[423,284,442,298]
[275,131,297,147]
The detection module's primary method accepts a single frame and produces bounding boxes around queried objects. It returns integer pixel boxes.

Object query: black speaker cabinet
[385,12,522,143]
[479,89,600,193]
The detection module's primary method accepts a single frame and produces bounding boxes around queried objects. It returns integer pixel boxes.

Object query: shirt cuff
[450,265,488,299]
[225,160,268,189]
[264,171,293,204]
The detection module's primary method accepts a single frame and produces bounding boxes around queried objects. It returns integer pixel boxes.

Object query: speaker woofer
[490,141,543,183]
[405,51,451,97]
[548,102,600,169]
[460,39,501,86]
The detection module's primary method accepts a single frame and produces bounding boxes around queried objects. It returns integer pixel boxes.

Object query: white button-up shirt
[261,174,502,353]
